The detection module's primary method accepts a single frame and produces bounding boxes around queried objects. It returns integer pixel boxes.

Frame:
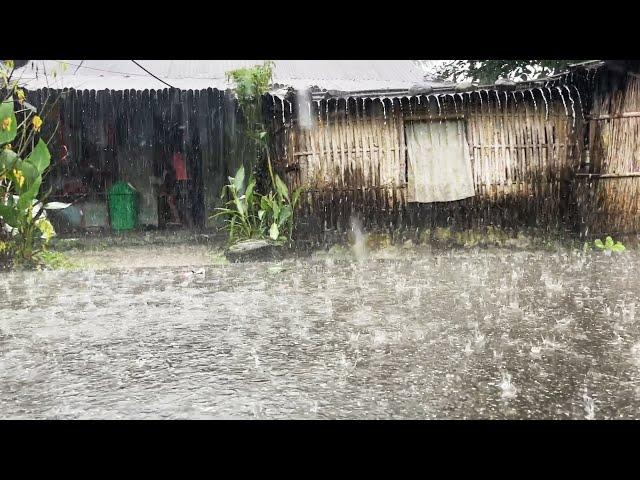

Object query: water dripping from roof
[563,85,576,128]
[537,88,549,120]
[556,86,569,118]
[571,85,585,121]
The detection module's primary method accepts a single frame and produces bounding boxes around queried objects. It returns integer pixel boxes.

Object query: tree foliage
[436,60,580,84]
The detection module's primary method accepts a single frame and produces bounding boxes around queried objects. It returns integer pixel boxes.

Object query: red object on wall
[172,152,189,180]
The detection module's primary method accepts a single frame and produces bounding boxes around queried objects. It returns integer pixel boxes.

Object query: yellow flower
[37,218,56,242]
[4,143,11,150]
[32,115,42,132]
[16,89,25,103]
[1,117,12,131]
[12,168,24,188]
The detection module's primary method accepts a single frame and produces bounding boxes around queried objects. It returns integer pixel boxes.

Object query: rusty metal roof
[15,60,441,95]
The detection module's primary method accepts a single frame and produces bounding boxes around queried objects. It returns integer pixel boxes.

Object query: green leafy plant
[215,62,304,245]
[0,60,69,268]
[212,165,302,245]
[212,166,262,243]
[593,236,626,255]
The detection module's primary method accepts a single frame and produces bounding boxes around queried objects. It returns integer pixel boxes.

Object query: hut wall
[578,71,640,235]
[276,91,583,237]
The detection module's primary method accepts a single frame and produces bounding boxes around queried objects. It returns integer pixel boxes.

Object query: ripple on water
[1,248,640,418]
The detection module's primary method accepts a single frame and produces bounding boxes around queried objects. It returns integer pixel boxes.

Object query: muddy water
[1,246,640,419]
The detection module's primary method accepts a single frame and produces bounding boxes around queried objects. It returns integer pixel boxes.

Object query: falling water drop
[325,98,330,125]
[495,90,501,109]
[529,89,537,112]
[572,85,585,121]
[280,97,286,125]
[380,98,387,124]
[538,88,548,119]
[557,86,569,119]
[435,95,442,116]
[563,85,576,127]
[271,95,277,123]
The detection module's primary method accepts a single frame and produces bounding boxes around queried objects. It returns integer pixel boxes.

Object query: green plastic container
[107,181,138,231]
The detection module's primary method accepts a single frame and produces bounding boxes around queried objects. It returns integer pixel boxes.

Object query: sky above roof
[15,60,439,94]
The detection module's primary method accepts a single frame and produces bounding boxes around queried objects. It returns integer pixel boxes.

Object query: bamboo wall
[578,72,640,235]
[275,90,584,236]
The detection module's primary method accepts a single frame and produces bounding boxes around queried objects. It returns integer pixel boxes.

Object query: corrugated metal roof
[15,60,439,95]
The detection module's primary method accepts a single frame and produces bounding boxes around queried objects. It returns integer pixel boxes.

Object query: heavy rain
[1,59,639,420]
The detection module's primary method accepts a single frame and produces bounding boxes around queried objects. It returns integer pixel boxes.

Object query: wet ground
[1,243,640,419]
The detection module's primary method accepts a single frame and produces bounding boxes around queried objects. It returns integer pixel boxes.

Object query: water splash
[498,371,517,399]
[350,216,367,263]
[583,390,596,420]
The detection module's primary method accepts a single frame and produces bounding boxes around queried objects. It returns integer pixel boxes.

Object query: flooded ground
[1,243,640,419]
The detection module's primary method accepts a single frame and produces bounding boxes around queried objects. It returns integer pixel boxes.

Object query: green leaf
[260,195,270,211]
[605,236,614,248]
[0,148,18,172]
[233,166,245,194]
[0,203,19,226]
[594,239,604,249]
[274,174,289,200]
[0,100,17,144]
[245,177,256,206]
[291,187,302,208]
[278,205,292,227]
[17,175,42,210]
[258,210,265,221]
[611,243,626,253]
[25,139,51,175]
[16,162,39,193]
[269,222,279,240]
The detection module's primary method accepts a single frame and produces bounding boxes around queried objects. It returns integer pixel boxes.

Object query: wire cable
[131,60,175,88]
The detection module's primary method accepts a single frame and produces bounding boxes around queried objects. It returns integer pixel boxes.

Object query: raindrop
[538,88,549,119]
[563,85,576,127]
[556,86,569,117]
[572,85,585,121]
[315,100,322,125]
[528,89,537,112]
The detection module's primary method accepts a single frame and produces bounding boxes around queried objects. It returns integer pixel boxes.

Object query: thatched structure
[271,81,585,237]
[570,61,640,236]
[14,60,640,237]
